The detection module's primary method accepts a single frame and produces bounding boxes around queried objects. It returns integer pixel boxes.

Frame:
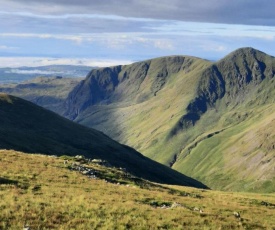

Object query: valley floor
[1,150,275,229]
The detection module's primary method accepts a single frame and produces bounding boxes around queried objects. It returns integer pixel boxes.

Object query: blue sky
[1,0,275,67]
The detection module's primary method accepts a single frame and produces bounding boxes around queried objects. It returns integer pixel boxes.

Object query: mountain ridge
[60,47,275,192]
[64,55,210,119]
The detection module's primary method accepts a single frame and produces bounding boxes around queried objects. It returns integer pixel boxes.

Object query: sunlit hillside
[61,48,275,192]
[1,150,275,229]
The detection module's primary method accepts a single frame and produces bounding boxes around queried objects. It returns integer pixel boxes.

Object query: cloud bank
[2,0,275,26]
[0,0,275,66]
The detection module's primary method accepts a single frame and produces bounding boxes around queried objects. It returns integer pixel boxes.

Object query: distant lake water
[0,65,92,84]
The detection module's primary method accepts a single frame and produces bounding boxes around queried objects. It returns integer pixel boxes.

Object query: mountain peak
[231,47,262,55]
[219,47,271,64]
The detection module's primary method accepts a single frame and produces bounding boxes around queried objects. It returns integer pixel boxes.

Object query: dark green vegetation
[0,93,207,188]
[0,76,82,114]
[61,47,275,192]
[1,150,275,229]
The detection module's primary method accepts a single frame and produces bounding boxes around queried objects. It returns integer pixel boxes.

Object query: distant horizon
[0,56,134,68]
[0,46,272,68]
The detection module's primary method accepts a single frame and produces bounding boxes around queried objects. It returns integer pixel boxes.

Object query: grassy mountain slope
[1,150,275,229]
[173,48,275,192]
[0,76,81,114]
[64,56,211,163]
[0,93,207,188]
[62,48,275,192]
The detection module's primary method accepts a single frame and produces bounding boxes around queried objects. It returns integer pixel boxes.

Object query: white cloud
[200,44,228,53]
[0,45,18,50]
[5,69,66,75]
[0,2,275,63]
[0,11,162,23]
[153,40,174,50]
[0,57,134,68]
[0,32,176,51]
[0,33,84,44]
[3,0,275,26]
[146,21,275,39]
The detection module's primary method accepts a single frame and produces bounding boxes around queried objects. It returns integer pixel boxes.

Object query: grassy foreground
[1,150,275,229]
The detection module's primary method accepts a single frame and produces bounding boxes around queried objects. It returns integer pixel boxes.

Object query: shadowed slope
[0,93,207,188]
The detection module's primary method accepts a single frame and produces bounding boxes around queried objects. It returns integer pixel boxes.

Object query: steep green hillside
[63,48,275,192]
[173,48,275,192]
[0,93,207,188]
[64,56,211,162]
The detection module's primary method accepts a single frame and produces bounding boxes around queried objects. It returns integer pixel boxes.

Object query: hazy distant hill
[0,93,207,188]
[0,65,91,84]
[62,48,275,192]
[0,76,82,114]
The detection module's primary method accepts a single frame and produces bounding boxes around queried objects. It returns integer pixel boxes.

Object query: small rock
[82,170,90,175]
[171,202,181,208]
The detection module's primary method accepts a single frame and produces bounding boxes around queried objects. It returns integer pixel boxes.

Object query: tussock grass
[1,150,275,229]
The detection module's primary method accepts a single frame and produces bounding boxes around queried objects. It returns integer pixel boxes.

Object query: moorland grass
[1,150,275,229]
